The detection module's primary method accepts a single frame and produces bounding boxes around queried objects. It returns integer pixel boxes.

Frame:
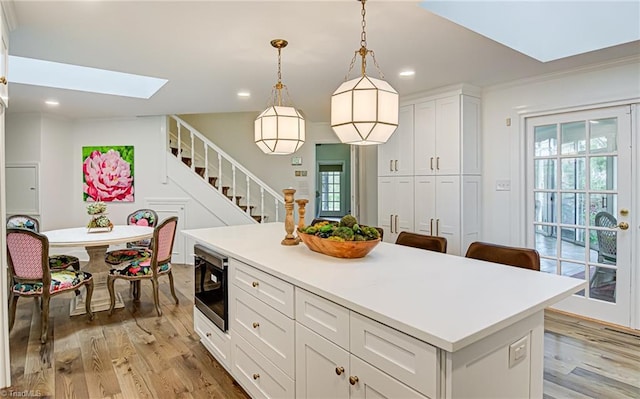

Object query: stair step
[195,167,205,178]
[182,157,192,167]
[252,215,263,223]
[209,177,218,188]
[222,186,230,196]
[170,147,179,156]
[239,205,255,212]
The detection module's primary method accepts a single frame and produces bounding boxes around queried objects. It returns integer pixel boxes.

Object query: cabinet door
[414,100,436,176]
[349,356,428,399]
[395,176,414,237]
[377,105,413,176]
[395,105,414,175]
[414,176,436,236]
[296,323,350,399]
[436,175,461,255]
[377,177,395,243]
[435,96,461,175]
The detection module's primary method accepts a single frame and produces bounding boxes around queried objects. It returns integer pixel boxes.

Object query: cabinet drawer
[194,308,231,369]
[231,287,295,377]
[295,288,350,350]
[231,259,294,318]
[232,333,295,399]
[350,312,439,398]
[350,355,429,399]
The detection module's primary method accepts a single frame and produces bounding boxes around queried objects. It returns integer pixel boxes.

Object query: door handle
[430,218,434,235]
[436,157,440,170]
[394,160,398,172]
[395,215,399,233]
[616,222,629,230]
[436,219,440,236]
[390,160,393,172]
[390,215,394,234]
[430,157,434,170]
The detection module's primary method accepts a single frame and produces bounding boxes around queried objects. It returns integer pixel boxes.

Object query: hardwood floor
[6,264,640,398]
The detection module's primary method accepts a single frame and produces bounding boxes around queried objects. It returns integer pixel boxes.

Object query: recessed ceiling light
[45,100,59,106]
[237,91,251,98]
[9,56,168,99]
[399,70,415,77]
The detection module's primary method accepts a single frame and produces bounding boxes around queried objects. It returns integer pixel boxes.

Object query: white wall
[481,57,640,245]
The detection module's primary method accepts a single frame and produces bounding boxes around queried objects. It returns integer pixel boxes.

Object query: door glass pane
[540,257,557,274]
[534,159,556,189]
[590,118,617,154]
[589,194,617,226]
[561,193,585,225]
[534,124,557,156]
[560,121,586,155]
[535,228,557,257]
[561,228,586,261]
[589,266,616,302]
[594,226,617,266]
[590,156,617,191]
[561,260,584,278]
[561,158,585,190]
[320,171,341,212]
[534,192,556,223]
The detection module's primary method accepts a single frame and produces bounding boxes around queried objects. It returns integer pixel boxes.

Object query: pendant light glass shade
[255,105,306,154]
[255,39,305,155]
[331,0,399,145]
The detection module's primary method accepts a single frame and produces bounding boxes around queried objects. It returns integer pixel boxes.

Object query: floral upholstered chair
[6,228,94,343]
[126,209,158,248]
[7,215,81,273]
[106,216,179,316]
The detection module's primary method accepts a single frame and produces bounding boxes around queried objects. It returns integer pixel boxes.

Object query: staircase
[167,115,284,224]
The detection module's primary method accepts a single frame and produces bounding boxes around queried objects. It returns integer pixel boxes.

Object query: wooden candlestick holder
[295,199,309,242]
[281,188,298,246]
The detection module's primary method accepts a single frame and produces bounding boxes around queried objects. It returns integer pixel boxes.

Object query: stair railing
[168,115,284,223]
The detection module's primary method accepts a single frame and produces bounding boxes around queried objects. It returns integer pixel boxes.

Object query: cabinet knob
[0,76,6,85]
[349,376,359,385]
[252,281,259,288]
[335,366,344,375]
[252,322,260,328]
[253,373,260,380]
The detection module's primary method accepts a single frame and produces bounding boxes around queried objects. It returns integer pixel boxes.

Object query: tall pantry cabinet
[378,86,481,255]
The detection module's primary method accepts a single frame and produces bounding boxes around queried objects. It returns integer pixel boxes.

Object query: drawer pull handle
[253,373,260,380]
[206,332,212,337]
[252,281,259,287]
[252,322,260,328]
[335,366,344,376]
[349,376,359,385]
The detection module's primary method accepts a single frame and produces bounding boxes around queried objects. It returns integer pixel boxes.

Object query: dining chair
[6,228,94,343]
[126,208,159,248]
[395,231,447,253]
[7,215,81,273]
[106,216,179,316]
[465,241,541,271]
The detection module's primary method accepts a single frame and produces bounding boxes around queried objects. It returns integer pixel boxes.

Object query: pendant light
[331,0,399,145]
[255,39,306,155]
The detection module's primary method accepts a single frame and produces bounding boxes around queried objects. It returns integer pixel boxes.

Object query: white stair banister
[246,176,251,214]
[217,153,222,192]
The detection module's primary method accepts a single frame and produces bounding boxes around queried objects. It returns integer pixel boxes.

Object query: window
[319,163,343,216]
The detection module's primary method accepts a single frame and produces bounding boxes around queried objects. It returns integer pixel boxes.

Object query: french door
[526,106,632,326]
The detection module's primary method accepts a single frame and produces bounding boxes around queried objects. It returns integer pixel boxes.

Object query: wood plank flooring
[6,263,640,398]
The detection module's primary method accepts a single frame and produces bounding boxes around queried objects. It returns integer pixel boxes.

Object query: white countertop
[183,223,585,352]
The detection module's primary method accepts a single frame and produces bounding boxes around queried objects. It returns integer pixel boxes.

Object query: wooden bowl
[297,232,380,259]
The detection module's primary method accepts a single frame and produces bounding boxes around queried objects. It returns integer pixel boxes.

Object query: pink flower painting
[83,146,135,202]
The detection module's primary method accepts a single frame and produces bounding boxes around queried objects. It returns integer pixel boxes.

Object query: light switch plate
[496,180,511,191]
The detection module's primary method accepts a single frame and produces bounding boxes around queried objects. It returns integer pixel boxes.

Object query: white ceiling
[6,0,640,122]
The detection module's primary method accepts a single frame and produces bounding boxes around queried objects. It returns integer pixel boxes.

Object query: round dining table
[42,225,154,315]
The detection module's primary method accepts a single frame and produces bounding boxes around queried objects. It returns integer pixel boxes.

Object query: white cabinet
[377,105,414,176]
[378,176,414,243]
[295,289,433,399]
[194,308,231,370]
[0,3,8,107]
[415,175,481,255]
[414,95,481,176]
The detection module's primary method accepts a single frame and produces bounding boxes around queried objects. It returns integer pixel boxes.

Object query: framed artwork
[82,145,134,202]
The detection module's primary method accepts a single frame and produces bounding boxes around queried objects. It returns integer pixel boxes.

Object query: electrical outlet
[496,180,511,191]
[509,335,529,368]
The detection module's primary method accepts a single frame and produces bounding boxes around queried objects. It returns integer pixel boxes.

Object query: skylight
[420,1,640,62]
[9,56,168,98]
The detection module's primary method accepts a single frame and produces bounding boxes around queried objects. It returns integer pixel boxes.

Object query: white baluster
[190,132,195,172]
[177,123,182,159]
[246,176,251,214]
[204,144,209,180]
[232,165,236,202]
[217,153,222,192]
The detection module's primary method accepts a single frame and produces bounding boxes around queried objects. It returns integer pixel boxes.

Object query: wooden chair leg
[133,281,141,301]
[8,295,19,332]
[168,271,179,305]
[151,278,162,317]
[85,279,95,321]
[107,276,116,316]
[41,295,50,344]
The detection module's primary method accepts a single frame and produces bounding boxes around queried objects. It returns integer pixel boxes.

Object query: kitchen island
[183,223,585,399]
